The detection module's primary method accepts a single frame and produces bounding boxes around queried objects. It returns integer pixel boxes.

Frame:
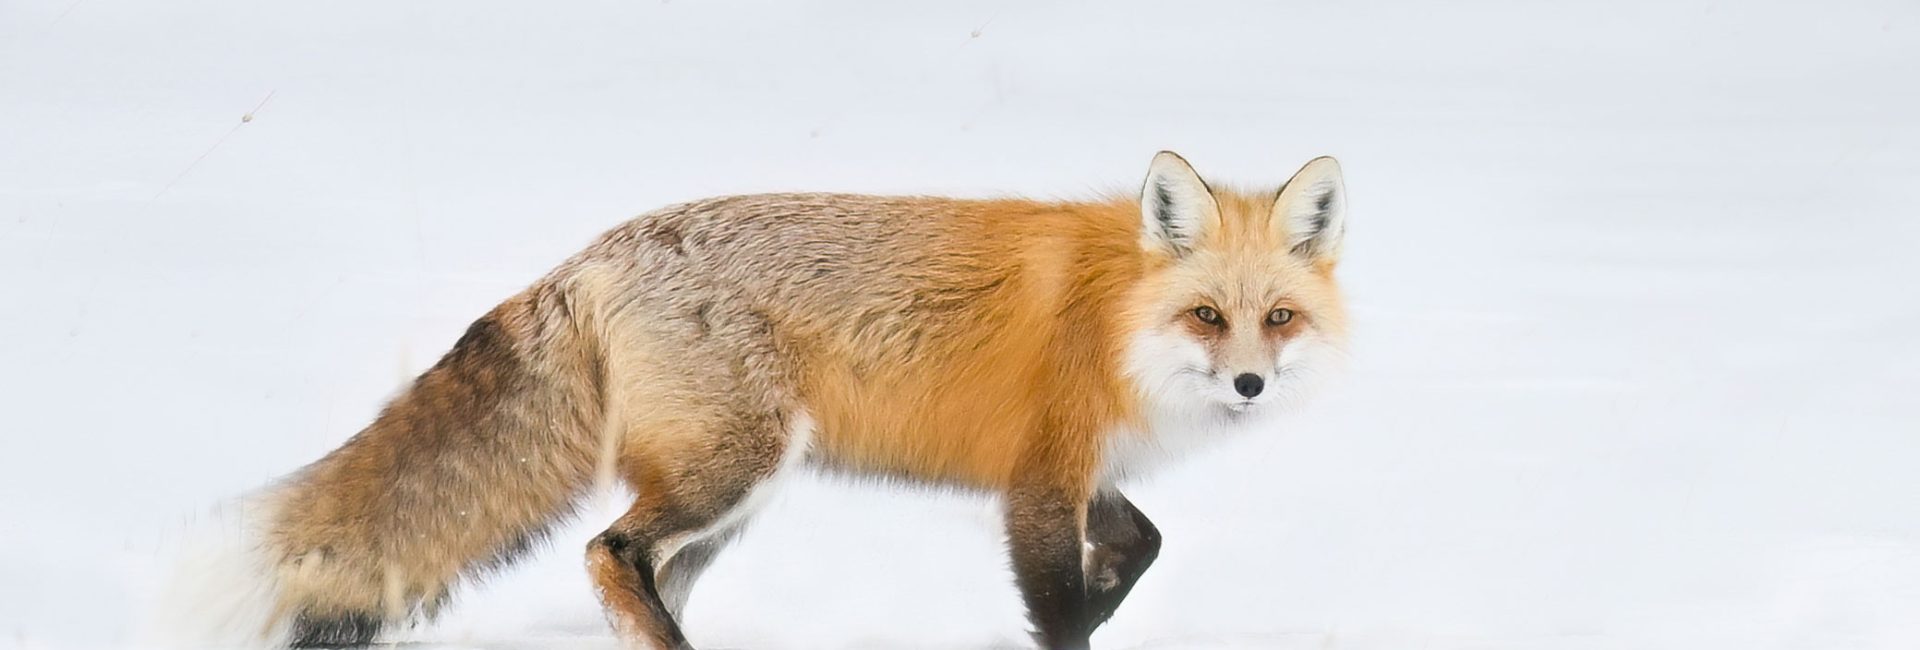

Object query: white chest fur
[1098,407,1275,484]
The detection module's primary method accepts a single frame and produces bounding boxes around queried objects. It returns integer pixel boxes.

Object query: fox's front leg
[1084,489,1161,630]
[1006,470,1096,649]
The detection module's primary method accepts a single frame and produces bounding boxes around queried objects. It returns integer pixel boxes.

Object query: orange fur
[794,197,1141,492]
[792,189,1345,493]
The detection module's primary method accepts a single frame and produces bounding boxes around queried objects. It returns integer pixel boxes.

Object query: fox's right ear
[1139,151,1221,256]
[1275,156,1346,264]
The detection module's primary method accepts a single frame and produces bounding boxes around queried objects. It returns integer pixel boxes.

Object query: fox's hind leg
[585,406,805,650]
[1084,489,1162,631]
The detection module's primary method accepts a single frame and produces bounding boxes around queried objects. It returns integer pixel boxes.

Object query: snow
[3,0,1918,648]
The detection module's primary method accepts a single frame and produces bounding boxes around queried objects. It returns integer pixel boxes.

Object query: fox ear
[1139,151,1220,256]
[1275,156,1346,262]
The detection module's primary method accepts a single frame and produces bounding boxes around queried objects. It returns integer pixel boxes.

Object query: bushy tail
[232,284,606,647]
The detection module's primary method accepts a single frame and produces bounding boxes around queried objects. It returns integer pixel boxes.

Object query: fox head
[1121,152,1349,423]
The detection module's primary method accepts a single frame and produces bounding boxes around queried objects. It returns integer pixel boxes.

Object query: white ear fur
[1139,151,1220,256]
[1276,156,1346,262]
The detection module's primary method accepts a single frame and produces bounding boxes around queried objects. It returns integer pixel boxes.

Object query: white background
[3,1,1917,648]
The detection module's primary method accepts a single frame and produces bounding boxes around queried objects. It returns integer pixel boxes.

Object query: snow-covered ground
[3,1,1918,648]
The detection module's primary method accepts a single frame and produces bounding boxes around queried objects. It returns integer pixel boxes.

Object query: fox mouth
[1224,400,1258,414]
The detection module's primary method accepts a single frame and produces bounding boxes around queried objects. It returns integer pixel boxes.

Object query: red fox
[239,152,1348,649]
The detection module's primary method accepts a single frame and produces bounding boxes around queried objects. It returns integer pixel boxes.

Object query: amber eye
[1266,308,1295,326]
[1192,306,1224,326]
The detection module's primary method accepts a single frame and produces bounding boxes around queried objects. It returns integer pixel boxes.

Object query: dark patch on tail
[288,611,380,648]
[421,313,525,410]
[441,315,515,371]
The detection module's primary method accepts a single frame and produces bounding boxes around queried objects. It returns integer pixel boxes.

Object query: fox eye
[1192,306,1224,326]
[1266,308,1295,326]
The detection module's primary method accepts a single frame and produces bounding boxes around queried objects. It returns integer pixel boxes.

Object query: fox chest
[1098,414,1256,485]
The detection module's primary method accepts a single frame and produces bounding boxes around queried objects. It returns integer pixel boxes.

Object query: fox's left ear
[1275,156,1346,263]
[1139,151,1221,257]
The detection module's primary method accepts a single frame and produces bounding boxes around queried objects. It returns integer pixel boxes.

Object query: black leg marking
[1085,490,1162,630]
[287,611,380,648]
[1007,484,1092,650]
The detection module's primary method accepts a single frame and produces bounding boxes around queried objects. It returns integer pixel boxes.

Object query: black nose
[1233,373,1264,398]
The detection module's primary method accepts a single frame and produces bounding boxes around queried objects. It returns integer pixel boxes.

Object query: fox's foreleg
[1005,445,1098,650]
